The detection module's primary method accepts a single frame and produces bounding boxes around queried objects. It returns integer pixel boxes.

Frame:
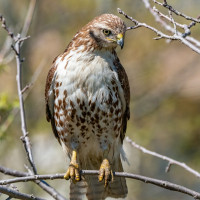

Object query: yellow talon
[98,159,113,187]
[64,150,80,182]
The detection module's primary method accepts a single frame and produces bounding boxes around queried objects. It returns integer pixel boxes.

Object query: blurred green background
[0,0,200,199]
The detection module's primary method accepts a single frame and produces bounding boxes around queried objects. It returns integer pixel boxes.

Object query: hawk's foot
[64,150,80,183]
[98,158,113,187]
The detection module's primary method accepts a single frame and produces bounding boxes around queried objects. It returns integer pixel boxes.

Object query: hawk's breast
[52,50,124,155]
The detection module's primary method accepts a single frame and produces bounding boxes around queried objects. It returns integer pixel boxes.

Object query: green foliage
[0,92,19,139]
[0,92,19,111]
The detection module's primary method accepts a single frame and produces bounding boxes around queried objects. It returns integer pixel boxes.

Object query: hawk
[45,14,130,200]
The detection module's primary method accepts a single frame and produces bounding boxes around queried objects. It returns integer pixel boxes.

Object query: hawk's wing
[113,55,130,143]
[45,61,60,143]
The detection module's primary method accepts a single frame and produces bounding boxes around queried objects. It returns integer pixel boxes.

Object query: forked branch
[117,6,200,54]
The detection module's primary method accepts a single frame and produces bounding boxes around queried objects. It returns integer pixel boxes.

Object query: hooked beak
[116,33,124,49]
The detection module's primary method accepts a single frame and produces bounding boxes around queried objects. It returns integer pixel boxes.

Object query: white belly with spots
[51,50,124,162]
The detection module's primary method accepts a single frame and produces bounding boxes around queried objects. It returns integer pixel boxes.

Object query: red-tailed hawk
[45,13,130,200]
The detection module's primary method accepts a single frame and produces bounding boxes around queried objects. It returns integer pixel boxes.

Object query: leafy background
[0,0,200,199]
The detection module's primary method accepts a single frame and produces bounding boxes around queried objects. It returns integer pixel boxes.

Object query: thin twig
[153,0,200,23]
[0,172,199,199]
[34,181,67,200]
[21,83,33,94]
[0,13,37,175]
[153,6,185,29]
[168,10,177,35]
[0,0,36,64]
[1,13,66,200]
[125,137,200,178]
[0,186,45,200]
[117,8,200,54]
[142,0,200,46]
[152,6,191,38]
[0,15,14,38]
[0,165,67,200]
[14,36,37,175]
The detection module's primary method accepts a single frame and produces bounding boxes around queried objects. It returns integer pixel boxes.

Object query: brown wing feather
[113,54,130,143]
[45,61,60,142]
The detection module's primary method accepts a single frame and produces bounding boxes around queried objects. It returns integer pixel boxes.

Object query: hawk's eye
[103,29,111,36]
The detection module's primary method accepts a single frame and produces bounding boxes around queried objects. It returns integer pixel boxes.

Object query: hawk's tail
[70,157,128,200]
[103,157,128,199]
[70,180,87,200]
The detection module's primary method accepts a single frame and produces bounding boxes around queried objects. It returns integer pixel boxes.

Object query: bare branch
[125,137,200,178]
[21,83,33,94]
[144,0,200,47]
[0,0,36,64]
[15,40,37,174]
[0,14,36,173]
[0,165,67,200]
[0,15,37,174]
[147,0,200,45]
[153,0,200,23]
[1,13,66,200]
[117,8,200,54]
[0,166,28,177]
[0,171,199,199]
[0,186,45,200]
[0,15,14,38]
[34,181,67,200]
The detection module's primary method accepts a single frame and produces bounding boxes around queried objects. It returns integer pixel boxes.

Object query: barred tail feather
[87,156,127,200]
[86,176,106,200]
[106,157,128,198]
[70,180,87,200]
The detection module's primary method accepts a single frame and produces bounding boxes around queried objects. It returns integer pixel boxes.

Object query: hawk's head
[87,14,126,50]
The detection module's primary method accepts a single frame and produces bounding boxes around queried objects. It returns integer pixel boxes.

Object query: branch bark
[117,7,200,54]
[0,186,45,200]
[153,0,200,23]
[0,171,199,199]
[0,13,67,200]
[0,166,28,177]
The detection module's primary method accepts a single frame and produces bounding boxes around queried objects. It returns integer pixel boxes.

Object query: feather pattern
[45,13,130,200]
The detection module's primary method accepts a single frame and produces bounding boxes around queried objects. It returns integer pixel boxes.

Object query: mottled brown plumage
[45,13,130,200]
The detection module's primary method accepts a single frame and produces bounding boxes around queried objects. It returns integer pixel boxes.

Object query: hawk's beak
[116,33,124,49]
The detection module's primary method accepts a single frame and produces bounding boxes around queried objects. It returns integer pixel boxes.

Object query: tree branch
[0,186,45,200]
[153,0,200,23]
[125,137,200,178]
[0,166,28,177]
[142,0,200,46]
[117,8,200,54]
[0,0,36,64]
[0,171,199,199]
[0,166,67,200]
[15,35,37,175]
[0,13,67,200]
[34,181,67,200]
[0,13,37,175]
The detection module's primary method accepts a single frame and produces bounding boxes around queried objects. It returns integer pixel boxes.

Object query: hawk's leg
[64,150,80,182]
[98,158,114,187]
